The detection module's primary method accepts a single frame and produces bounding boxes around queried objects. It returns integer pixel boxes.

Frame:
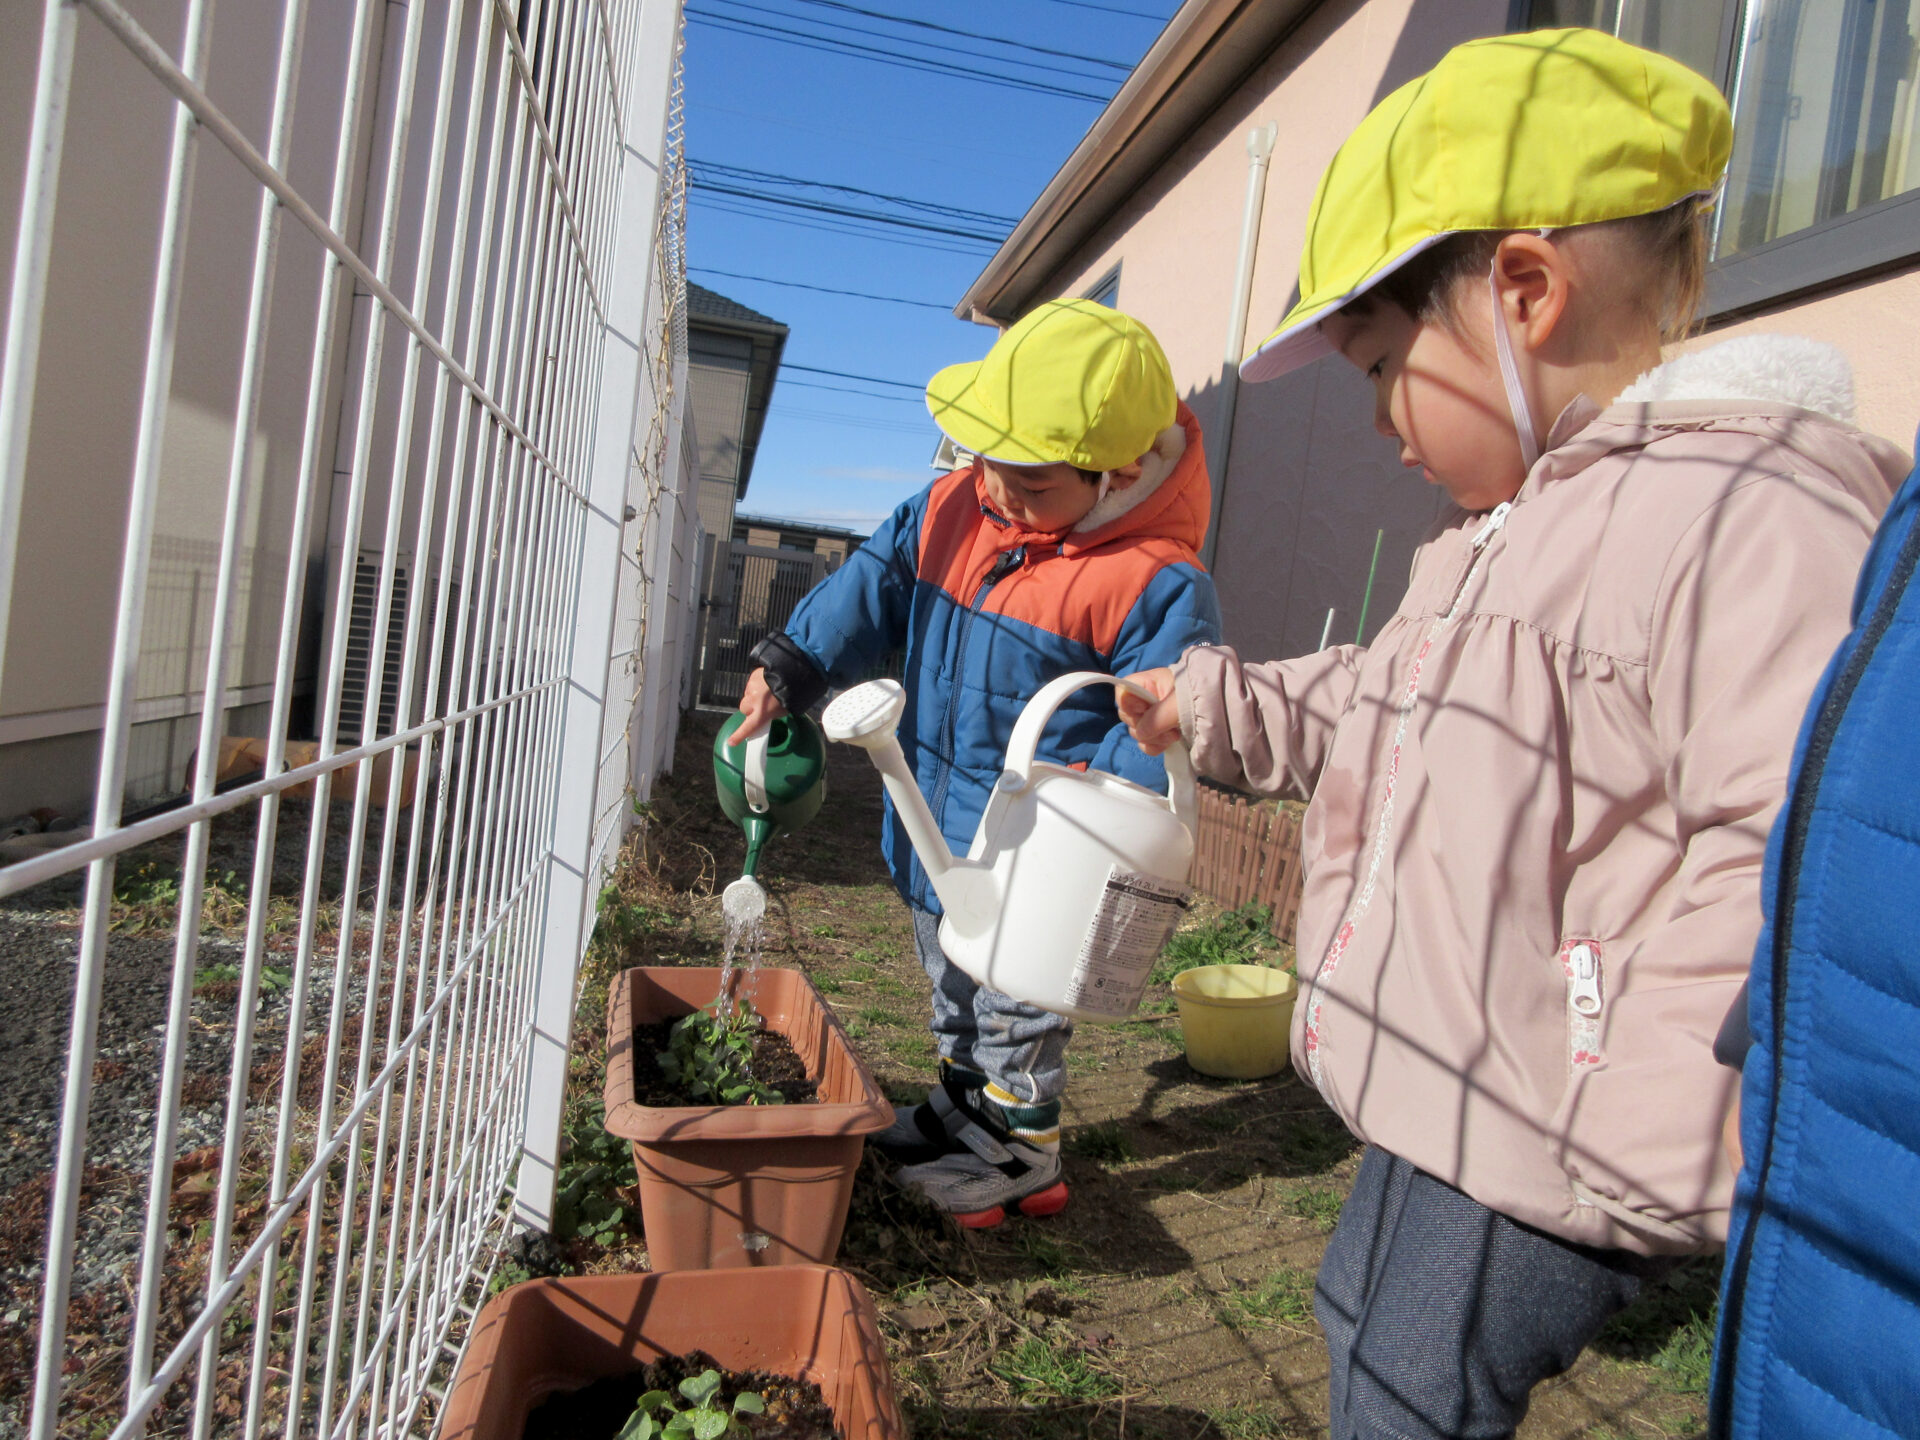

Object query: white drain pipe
[1202,121,1278,571]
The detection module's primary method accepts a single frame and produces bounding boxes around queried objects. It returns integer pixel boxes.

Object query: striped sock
[940,1058,987,1093]
[980,1082,1061,1153]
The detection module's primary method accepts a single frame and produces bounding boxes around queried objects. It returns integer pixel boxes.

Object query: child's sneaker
[872,1062,988,1164]
[893,1083,1068,1228]
[895,1130,1068,1229]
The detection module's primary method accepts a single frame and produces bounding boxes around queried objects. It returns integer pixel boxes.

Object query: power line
[691,194,995,256]
[783,361,925,390]
[685,9,1113,103]
[705,0,1123,83]
[691,192,997,254]
[782,0,1134,71]
[778,377,930,403]
[688,101,1041,171]
[689,266,951,310]
[692,5,1113,98]
[1038,0,1169,19]
[694,179,1008,242]
[692,158,1019,227]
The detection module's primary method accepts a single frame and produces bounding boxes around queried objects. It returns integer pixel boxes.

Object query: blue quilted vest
[1711,433,1920,1437]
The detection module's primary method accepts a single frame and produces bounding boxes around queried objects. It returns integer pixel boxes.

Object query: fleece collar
[1063,401,1210,555]
[1072,420,1186,532]
[966,401,1211,558]
[1613,334,1856,422]
[1516,334,1910,514]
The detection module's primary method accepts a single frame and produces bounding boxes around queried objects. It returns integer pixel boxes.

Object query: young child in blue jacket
[730,299,1221,1226]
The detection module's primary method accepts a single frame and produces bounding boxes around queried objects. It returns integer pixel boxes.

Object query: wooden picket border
[1190,785,1306,942]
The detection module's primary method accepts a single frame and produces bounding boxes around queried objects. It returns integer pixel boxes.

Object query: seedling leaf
[678,1370,723,1407]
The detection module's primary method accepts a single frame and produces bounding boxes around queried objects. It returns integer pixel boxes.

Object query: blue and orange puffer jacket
[753,403,1222,913]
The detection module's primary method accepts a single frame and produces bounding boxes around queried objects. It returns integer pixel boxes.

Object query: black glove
[748,632,830,715]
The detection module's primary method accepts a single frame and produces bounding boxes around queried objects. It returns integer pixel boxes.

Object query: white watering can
[821,671,1197,1022]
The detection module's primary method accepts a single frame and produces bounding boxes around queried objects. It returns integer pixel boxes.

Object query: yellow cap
[1241,27,1732,383]
[927,298,1177,471]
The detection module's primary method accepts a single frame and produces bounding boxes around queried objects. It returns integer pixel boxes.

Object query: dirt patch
[523,1351,839,1440]
[558,712,1714,1440]
[631,1018,820,1106]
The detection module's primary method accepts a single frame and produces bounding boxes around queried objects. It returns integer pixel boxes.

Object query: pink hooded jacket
[1175,338,1908,1253]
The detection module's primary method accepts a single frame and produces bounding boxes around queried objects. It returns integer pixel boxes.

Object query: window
[1531,0,1732,85]
[1528,1,1920,314]
[1721,1,1920,255]
[1083,264,1122,308]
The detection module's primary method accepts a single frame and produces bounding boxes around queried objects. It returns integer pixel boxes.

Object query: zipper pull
[1471,501,1513,550]
[1568,942,1602,1017]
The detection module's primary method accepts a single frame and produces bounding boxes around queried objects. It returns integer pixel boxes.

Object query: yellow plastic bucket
[1170,964,1298,1080]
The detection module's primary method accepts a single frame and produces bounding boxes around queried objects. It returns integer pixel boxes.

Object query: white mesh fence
[0,0,688,1435]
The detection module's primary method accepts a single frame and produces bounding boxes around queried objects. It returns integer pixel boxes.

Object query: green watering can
[712,711,827,922]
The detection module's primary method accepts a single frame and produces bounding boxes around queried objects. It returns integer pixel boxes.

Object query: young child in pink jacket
[1119,30,1908,1440]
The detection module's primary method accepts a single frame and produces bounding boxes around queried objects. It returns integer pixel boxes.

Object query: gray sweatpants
[1316,1147,1662,1440]
[910,904,1071,1105]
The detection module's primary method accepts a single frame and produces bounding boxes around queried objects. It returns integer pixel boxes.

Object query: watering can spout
[739,814,773,880]
[820,681,1000,926]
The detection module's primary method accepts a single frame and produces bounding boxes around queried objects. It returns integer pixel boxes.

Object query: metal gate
[693,540,829,706]
[0,1,690,1436]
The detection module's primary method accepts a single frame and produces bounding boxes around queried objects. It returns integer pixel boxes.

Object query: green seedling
[615,1369,765,1440]
[657,996,785,1106]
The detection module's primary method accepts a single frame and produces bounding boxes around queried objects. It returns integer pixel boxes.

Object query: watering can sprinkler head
[722,872,768,926]
[820,678,907,749]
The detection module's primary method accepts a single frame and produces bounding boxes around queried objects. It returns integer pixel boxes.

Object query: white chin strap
[1094,472,1113,504]
[1488,262,1542,474]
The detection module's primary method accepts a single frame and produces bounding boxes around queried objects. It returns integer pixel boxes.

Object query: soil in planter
[632,1019,820,1106]
[522,1349,840,1440]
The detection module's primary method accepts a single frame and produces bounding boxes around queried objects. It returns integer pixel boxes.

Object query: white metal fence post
[515,1,684,1231]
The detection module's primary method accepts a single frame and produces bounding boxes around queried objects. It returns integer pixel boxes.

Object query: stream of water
[717,878,767,1001]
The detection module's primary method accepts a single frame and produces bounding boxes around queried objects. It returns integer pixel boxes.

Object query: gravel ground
[0,912,239,1196]
[0,907,326,1437]
[0,800,394,1438]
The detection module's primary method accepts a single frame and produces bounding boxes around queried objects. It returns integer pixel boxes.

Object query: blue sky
[681,0,1180,535]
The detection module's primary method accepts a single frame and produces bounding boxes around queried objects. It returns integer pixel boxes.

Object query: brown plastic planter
[604,966,892,1270]
[440,1267,904,1440]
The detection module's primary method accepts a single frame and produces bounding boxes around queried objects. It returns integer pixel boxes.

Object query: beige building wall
[1701,269,1920,447]
[0,0,382,814]
[1021,0,1512,661]
[1016,0,1919,663]
[696,476,738,546]
[686,336,752,549]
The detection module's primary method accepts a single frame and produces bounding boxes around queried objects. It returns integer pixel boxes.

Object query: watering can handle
[742,727,771,813]
[1001,671,1198,833]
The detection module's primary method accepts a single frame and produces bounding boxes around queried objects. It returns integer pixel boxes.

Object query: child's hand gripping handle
[1000,671,1197,834]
